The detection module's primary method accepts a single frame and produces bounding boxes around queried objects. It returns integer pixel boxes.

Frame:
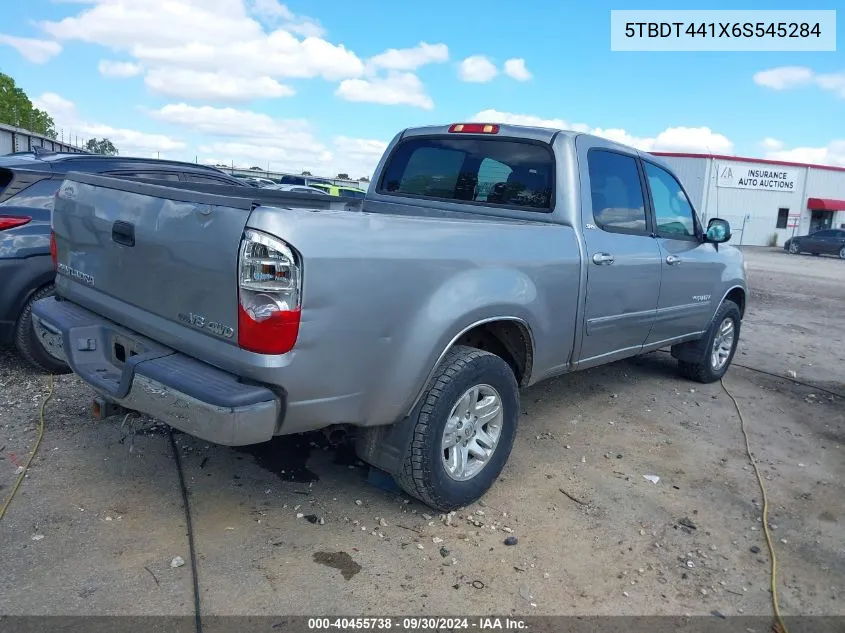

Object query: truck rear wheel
[396,345,519,512]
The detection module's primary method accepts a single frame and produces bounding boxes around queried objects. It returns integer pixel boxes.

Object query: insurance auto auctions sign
[717,162,798,193]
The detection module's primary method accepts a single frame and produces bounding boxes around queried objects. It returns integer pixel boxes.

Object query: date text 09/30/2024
[307,617,528,631]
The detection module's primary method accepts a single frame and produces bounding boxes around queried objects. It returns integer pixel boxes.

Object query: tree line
[0,72,118,155]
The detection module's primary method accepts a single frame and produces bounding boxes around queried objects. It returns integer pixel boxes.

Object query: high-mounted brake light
[237,229,302,355]
[0,216,31,231]
[448,123,500,134]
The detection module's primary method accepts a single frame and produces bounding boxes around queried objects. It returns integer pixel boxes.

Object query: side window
[776,208,789,229]
[112,171,180,182]
[644,162,697,238]
[813,230,832,238]
[184,174,232,185]
[0,178,60,208]
[587,150,647,233]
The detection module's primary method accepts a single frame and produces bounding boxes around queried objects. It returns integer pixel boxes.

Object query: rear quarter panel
[246,206,581,428]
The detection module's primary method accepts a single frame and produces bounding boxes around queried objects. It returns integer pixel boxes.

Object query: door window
[644,162,697,238]
[587,150,648,234]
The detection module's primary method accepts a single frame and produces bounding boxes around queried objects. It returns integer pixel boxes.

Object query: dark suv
[0,150,246,373]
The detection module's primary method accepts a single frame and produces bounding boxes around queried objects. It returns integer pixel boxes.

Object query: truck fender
[367,267,541,427]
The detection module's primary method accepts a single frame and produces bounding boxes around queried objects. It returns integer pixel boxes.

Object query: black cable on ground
[168,428,202,633]
[652,350,844,399]
[732,362,844,400]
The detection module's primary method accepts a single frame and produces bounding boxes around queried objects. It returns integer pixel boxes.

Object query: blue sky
[0,0,842,176]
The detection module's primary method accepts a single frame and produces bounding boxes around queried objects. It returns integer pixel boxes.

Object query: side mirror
[705,218,731,244]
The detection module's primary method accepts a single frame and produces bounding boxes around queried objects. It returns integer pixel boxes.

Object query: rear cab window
[377,136,554,211]
[0,178,61,209]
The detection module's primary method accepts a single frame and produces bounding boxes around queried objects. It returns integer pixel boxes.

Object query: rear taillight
[0,216,31,231]
[50,230,57,270]
[237,229,302,354]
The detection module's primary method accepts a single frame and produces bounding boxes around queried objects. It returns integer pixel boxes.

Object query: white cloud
[249,0,325,37]
[332,136,389,176]
[250,0,294,21]
[752,66,814,89]
[763,139,845,167]
[458,55,498,83]
[0,34,62,63]
[149,103,387,175]
[98,59,143,78]
[367,42,448,71]
[144,68,294,101]
[32,93,78,124]
[38,0,364,102]
[471,109,734,154]
[760,137,784,152]
[754,66,845,98]
[336,72,434,109]
[33,92,186,155]
[503,58,532,81]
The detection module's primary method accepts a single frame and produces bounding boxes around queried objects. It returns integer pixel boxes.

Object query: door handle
[666,254,682,265]
[112,221,135,247]
[592,252,615,265]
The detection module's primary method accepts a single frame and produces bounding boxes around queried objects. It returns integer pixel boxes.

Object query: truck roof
[400,123,569,144]
[397,123,674,169]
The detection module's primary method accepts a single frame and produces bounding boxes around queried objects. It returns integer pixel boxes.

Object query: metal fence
[0,122,88,155]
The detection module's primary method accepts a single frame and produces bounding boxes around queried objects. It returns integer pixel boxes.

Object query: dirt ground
[0,247,842,619]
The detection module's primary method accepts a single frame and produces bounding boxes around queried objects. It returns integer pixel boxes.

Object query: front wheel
[396,345,519,511]
[839,246,845,260]
[788,242,800,254]
[678,300,741,383]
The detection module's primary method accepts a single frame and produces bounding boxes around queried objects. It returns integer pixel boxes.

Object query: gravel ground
[0,247,842,618]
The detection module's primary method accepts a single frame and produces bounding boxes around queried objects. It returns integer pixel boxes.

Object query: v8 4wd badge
[178,312,234,339]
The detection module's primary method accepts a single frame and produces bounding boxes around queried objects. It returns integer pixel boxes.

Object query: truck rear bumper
[31,297,281,446]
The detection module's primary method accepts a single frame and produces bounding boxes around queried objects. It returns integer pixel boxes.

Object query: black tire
[14,284,71,374]
[396,345,519,512]
[788,242,800,254]
[839,246,845,260]
[677,300,741,384]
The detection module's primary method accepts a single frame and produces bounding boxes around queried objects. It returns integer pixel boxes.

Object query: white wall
[661,156,845,246]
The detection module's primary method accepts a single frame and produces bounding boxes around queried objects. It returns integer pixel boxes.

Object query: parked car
[784,229,845,259]
[231,174,261,187]
[278,175,332,187]
[263,184,332,196]
[33,122,747,510]
[0,150,247,373]
[308,182,368,199]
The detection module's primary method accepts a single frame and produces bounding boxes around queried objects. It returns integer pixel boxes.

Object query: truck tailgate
[52,173,254,343]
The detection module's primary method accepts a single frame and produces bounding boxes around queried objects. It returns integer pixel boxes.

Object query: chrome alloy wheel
[441,384,504,481]
[711,317,735,371]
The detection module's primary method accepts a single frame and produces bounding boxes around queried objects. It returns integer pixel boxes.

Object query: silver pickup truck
[32,122,747,511]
